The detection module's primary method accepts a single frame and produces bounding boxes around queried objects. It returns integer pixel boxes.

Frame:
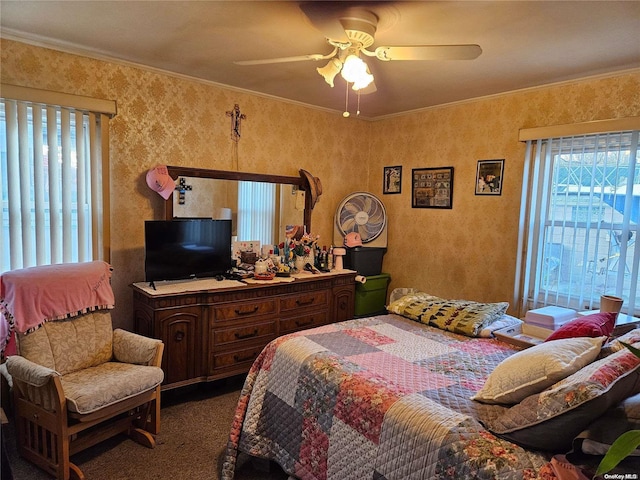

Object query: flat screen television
[144,219,232,282]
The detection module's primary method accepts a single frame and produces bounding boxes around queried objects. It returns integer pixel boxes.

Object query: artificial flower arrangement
[288,232,320,258]
[280,226,319,258]
[278,226,320,272]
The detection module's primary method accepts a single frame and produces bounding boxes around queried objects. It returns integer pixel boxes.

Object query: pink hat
[344,232,363,248]
[146,165,175,200]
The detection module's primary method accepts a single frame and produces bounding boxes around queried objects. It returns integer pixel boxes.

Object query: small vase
[600,295,623,320]
[295,253,314,272]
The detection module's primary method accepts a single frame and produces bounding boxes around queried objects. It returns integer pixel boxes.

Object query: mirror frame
[164,166,312,231]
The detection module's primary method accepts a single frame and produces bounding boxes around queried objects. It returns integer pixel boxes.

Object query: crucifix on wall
[175,177,192,205]
[226,104,246,143]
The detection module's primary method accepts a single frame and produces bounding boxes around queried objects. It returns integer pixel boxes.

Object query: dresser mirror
[164,166,313,246]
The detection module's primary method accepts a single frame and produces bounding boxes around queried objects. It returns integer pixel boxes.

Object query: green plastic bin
[354,273,391,318]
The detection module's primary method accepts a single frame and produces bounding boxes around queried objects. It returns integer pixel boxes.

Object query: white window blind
[237,181,276,246]
[1,86,114,273]
[515,129,639,317]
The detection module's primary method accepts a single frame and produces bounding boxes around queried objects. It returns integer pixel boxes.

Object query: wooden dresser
[132,271,356,390]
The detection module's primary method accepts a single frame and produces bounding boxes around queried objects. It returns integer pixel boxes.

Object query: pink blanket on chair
[0,261,115,356]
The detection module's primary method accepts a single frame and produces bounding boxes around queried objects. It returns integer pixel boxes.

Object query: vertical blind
[1,86,114,273]
[237,180,276,246]
[515,129,639,317]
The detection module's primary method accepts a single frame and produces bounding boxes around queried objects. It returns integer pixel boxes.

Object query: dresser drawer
[133,270,355,388]
[280,290,328,312]
[280,310,329,334]
[213,320,276,346]
[211,345,265,370]
[213,298,277,321]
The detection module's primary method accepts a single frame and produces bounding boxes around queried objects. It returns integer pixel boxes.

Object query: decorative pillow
[388,287,418,304]
[479,344,640,451]
[386,291,443,317]
[545,311,617,342]
[386,292,509,337]
[600,327,640,358]
[479,314,522,338]
[570,393,640,456]
[471,336,605,405]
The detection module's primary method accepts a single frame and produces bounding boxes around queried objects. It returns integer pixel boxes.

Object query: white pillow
[471,336,605,404]
[479,314,522,338]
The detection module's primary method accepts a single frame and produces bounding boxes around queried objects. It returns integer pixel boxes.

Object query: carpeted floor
[2,375,290,480]
[5,374,640,480]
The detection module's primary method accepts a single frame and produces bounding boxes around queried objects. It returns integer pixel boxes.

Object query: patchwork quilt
[222,314,556,480]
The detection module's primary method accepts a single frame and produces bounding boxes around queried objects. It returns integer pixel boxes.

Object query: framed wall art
[411,167,453,209]
[383,166,402,194]
[475,159,504,195]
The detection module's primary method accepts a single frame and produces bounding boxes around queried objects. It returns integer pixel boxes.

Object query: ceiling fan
[234,4,482,95]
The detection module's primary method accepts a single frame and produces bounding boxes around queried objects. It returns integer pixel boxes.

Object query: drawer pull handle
[296,298,315,306]
[235,329,259,339]
[295,319,314,327]
[175,331,185,342]
[234,353,256,362]
[235,306,259,315]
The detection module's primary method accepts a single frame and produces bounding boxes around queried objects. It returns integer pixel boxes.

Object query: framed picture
[411,167,453,209]
[476,159,504,195]
[383,166,402,194]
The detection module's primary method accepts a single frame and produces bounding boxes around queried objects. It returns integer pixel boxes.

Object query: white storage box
[494,323,554,349]
[525,306,576,330]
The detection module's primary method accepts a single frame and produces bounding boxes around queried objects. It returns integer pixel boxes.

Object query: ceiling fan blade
[374,45,482,61]
[235,53,331,66]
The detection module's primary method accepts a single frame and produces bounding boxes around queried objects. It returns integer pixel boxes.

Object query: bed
[221,291,640,480]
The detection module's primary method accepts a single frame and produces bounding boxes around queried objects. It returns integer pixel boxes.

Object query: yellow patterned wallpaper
[2,38,639,328]
[367,73,640,309]
[1,39,371,328]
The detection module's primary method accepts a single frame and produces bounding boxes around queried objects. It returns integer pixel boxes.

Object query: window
[516,127,639,317]
[0,85,115,273]
[237,180,276,246]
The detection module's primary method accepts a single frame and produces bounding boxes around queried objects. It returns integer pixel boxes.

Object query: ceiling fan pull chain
[357,90,361,116]
[343,82,350,117]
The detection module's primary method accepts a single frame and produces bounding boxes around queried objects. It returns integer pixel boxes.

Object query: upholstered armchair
[6,310,164,480]
[1,261,164,480]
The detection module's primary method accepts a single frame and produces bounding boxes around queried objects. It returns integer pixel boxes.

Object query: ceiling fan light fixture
[341,54,374,89]
[352,70,374,91]
[317,57,343,87]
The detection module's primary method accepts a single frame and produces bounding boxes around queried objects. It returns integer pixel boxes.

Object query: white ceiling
[2,1,639,120]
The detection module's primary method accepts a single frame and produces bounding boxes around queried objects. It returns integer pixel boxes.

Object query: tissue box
[525,306,577,330]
